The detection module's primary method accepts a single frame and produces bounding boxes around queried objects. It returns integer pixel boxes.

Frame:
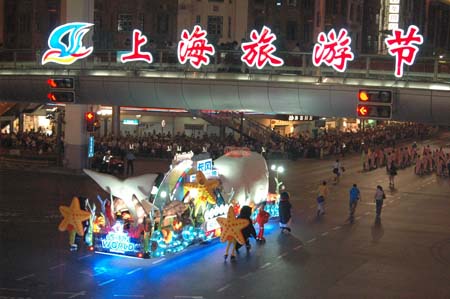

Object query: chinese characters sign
[241,26,284,69]
[313,28,354,72]
[178,25,215,69]
[42,22,425,78]
[385,25,423,78]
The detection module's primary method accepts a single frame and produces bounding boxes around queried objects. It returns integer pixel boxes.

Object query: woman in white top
[374,185,385,218]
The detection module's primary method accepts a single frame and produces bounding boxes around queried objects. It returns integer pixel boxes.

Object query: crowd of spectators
[0,123,438,161]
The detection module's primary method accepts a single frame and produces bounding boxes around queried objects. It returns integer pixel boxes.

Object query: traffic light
[46,77,76,103]
[358,90,392,104]
[47,78,74,89]
[356,89,393,120]
[47,91,75,103]
[85,112,96,132]
[357,104,392,119]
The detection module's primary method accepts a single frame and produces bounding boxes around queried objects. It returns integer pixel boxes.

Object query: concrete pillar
[112,106,120,137]
[18,113,24,133]
[64,104,89,170]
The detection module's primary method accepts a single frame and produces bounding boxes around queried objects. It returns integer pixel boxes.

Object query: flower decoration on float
[184,171,220,215]
[58,197,91,236]
[216,206,249,245]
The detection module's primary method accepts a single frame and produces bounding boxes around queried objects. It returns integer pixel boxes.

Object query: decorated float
[58,148,279,258]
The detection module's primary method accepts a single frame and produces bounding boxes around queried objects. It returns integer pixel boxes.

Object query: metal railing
[0,48,449,83]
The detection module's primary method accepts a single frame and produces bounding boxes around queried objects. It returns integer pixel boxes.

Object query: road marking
[277,252,288,259]
[77,254,93,260]
[333,226,342,230]
[114,295,145,298]
[174,296,203,299]
[321,232,329,237]
[16,273,35,281]
[306,238,316,244]
[126,268,143,275]
[260,262,271,269]
[364,212,370,215]
[49,263,65,270]
[0,288,28,292]
[152,258,166,264]
[217,284,230,293]
[99,279,115,286]
[293,245,302,250]
[355,216,361,220]
[240,273,253,279]
[69,291,87,298]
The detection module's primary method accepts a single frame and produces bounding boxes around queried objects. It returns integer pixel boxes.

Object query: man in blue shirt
[349,184,361,223]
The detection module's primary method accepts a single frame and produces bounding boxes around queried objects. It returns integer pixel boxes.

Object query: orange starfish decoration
[184,171,220,214]
[58,197,91,236]
[217,206,249,245]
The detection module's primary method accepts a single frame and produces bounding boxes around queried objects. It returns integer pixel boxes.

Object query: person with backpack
[348,184,361,224]
[374,185,386,219]
[255,202,270,241]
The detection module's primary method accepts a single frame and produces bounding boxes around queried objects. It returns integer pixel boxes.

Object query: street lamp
[271,164,284,194]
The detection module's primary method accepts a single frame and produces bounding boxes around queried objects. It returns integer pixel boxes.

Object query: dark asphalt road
[0,137,449,299]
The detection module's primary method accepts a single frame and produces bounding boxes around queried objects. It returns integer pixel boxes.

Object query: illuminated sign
[122,119,139,125]
[196,158,212,172]
[385,25,423,78]
[98,223,141,254]
[42,22,94,65]
[88,136,94,158]
[120,29,153,63]
[313,28,354,72]
[178,25,215,69]
[241,26,284,69]
[288,115,314,121]
[173,151,194,162]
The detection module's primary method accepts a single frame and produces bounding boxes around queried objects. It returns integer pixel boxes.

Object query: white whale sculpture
[213,150,269,207]
[83,169,158,223]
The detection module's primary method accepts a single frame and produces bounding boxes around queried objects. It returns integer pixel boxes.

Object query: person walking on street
[279,191,292,233]
[332,159,342,184]
[348,184,361,224]
[317,181,329,217]
[126,150,136,176]
[374,185,386,219]
[389,161,397,188]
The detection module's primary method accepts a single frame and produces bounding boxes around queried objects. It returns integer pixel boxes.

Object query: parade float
[58,148,279,258]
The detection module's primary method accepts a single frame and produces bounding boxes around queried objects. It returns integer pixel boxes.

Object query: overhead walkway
[0,49,449,125]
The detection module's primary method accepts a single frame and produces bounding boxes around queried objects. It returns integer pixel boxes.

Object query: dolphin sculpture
[83,169,159,224]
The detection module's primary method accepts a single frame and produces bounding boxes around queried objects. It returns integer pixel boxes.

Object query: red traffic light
[358,90,369,102]
[46,78,74,89]
[357,105,369,116]
[47,91,75,103]
[85,112,95,121]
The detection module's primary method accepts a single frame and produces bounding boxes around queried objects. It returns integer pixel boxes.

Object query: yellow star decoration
[58,197,91,236]
[184,171,220,215]
[217,206,249,245]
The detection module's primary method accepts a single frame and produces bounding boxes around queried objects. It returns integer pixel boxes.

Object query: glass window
[196,15,201,24]
[286,21,297,40]
[288,0,297,7]
[117,14,133,32]
[157,14,169,34]
[228,16,232,38]
[207,16,223,37]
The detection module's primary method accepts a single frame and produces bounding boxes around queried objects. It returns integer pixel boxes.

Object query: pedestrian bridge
[0,49,449,124]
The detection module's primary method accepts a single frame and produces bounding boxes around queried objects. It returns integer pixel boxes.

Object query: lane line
[77,254,93,260]
[333,226,341,230]
[293,245,302,250]
[321,232,329,236]
[277,252,288,259]
[69,291,87,298]
[240,273,252,279]
[49,263,65,270]
[217,284,231,293]
[364,212,370,215]
[0,288,29,292]
[99,279,115,286]
[306,238,316,243]
[174,296,203,299]
[126,268,143,275]
[16,273,35,281]
[260,262,271,269]
[152,258,166,264]
[355,216,362,220]
[114,295,145,298]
